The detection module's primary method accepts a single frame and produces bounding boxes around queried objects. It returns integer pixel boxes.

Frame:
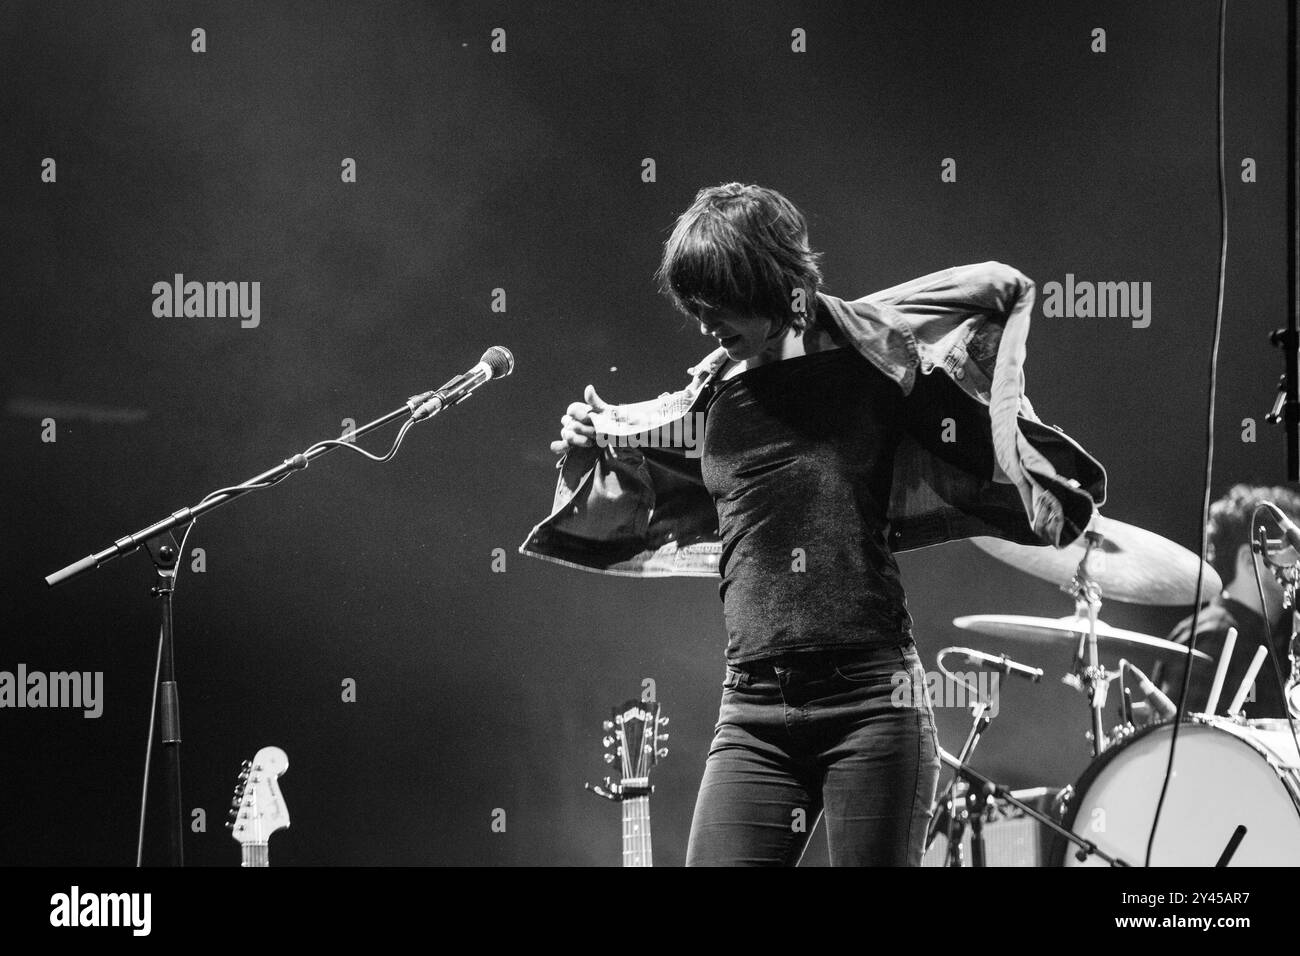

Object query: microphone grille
[480,346,515,379]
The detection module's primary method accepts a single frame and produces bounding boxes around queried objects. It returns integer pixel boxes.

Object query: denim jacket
[518,262,1107,577]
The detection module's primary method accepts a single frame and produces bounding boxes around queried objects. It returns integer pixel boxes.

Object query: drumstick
[1204,626,1238,715]
[1226,644,1267,718]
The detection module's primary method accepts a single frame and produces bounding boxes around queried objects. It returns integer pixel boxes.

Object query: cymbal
[952,613,1213,662]
[969,515,1222,606]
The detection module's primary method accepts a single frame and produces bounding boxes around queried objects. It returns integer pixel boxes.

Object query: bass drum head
[1050,720,1300,866]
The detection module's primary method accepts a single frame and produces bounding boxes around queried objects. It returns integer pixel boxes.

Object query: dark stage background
[1,0,1291,866]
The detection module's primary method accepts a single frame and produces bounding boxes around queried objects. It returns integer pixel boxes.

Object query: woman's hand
[550,384,610,455]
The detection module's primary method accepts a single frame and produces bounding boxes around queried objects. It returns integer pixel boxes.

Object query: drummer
[1155,483,1300,719]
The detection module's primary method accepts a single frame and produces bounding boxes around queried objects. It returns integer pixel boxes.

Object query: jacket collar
[684,291,921,394]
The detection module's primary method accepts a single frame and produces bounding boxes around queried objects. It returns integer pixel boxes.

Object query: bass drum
[1050,717,1300,866]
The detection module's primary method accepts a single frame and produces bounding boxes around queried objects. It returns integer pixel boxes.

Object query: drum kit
[928,514,1300,867]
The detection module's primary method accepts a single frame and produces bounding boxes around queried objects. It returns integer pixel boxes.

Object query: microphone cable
[1145,0,1230,867]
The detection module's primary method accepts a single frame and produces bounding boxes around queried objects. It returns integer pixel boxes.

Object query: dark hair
[654,183,824,335]
[1207,483,1300,584]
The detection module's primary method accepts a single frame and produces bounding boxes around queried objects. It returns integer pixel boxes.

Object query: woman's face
[696,306,780,360]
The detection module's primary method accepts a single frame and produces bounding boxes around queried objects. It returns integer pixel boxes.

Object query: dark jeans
[685,640,940,866]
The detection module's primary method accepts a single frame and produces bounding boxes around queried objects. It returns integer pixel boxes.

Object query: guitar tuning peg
[602,736,615,748]
[658,733,670,741]
[658,716,670,726]
[585,779,619,801]
[656,748,669,758]
[602,720,614,731]
[603,754,615,764]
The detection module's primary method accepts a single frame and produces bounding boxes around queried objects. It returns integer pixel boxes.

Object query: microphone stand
[45,387,458,866]
[938,748,1132,867]
[927,698,993,866]
[1269,0,1300,480]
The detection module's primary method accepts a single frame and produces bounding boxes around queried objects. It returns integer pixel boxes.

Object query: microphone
[1253,536,1288,554]
[1262,501,1300,554]
[408,347,514,421]
[951,647,1043,683]
[1120,659,1177,720]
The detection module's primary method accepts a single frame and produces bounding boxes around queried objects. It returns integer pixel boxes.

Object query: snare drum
[1051,716,1300,866]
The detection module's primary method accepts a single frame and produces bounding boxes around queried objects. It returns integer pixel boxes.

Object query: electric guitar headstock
[227,745,290,867]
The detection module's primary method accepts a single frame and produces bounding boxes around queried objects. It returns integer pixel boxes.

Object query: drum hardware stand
[1110,672,1140,748]
[1110,662,1164,743]
[1282,567,1300,720]
[1059,531,1110,756]
[1251,527,1300,729]
[939,748,1131,867]
[1267,557,1300,759]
